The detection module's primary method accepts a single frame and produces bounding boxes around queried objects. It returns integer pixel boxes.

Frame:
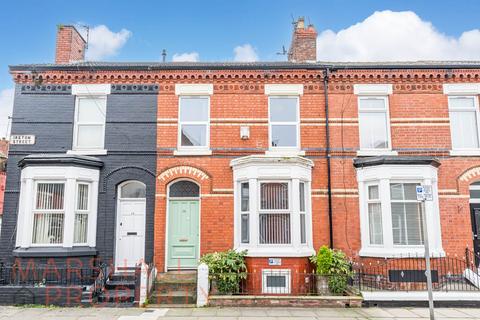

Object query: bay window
[16,157,101,250]
[32,182,65,245]
[355,158,444,258]
[231,155,314,257]
[259,182,291,244]
[74,183,90,244]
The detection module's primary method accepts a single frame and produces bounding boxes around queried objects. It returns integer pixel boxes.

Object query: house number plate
[268,258,282,266]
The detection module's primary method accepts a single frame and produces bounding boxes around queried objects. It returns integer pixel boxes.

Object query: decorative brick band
[20,84,71,94]
[158,165,209,182]
[111,84,159,94]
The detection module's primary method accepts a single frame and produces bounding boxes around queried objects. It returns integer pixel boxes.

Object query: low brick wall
[0,286,87,306]
[208,295,363,308]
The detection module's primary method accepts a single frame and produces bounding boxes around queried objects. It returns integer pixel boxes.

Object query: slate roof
[9,60,480,72]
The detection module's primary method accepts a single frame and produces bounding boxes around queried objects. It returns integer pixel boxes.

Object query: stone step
[109,273,136,282]
[98,289,135,303]
[106,279,136,290]
[156,271,197,282]
[150,290,196,305]
[154,281,196,294]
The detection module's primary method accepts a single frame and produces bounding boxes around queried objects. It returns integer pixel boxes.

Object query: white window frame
[366,182,383,246]
[268,96,300,152]
[73,182,91,245]
[357,95,395,155]
[70,95,107,155]
[357,164,444,258]
[175,95,211,155]
[231,155,314,257]
[262,269,291,294]
[31,180,66,246]
[447,95,480,155]
[16,166,100,249]
[240,181,250,244]
[258,180,292,246]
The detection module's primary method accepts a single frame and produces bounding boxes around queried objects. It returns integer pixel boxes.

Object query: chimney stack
[55,25,87,64]
[288,17,317,63]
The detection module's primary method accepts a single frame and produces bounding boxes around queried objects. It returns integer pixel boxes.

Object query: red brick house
[4,19,480,303]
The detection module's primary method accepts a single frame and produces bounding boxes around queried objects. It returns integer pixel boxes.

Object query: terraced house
[2,19,480,305]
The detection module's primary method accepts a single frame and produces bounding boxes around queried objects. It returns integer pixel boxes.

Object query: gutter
[323,68,334,249]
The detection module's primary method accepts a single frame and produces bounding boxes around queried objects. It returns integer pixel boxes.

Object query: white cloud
[85,25,131,60]
[233,44,258,62]
[0,88,14,139]
[317,10,480,61]
[172,52,200,62]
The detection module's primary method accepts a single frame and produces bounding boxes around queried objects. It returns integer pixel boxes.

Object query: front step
[97,272,137,305]
[150,271,197,305]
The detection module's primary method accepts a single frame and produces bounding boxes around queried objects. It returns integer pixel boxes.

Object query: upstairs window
[178,96,210,150]
[448,96,480,150]
[269,97,299,149]
[358,96,390,150]
[73,97,107,150]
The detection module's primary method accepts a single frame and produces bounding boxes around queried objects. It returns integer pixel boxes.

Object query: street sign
[416,184,435,319]
[416,185,433,201]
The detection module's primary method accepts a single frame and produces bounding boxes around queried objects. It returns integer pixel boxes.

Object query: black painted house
[0,82,158,270]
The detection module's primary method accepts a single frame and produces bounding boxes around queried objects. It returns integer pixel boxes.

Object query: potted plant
[309,246,332,295]
[199,249,247,295]
[310,246,353,295]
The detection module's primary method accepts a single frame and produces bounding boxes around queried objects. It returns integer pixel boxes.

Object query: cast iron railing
[353,249,480,292]
[0,262,99,287]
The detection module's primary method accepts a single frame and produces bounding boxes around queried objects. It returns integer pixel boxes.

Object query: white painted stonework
[353,84,393,95]
[175,83,213,95]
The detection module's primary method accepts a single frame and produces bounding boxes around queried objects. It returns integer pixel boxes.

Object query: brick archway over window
[157,165,212,194]
[458,166,480,195]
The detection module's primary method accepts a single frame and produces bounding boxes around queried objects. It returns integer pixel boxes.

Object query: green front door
[167,200,199,269]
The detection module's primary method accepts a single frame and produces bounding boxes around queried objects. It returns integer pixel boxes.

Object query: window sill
[265,150,306,157]
[356,150,398,157]
[13,246,97,257]
[67,149,107,156]
[174,149,212,156]
[236,245,314,257]
[450,150,480,156]
[359,247,445,258]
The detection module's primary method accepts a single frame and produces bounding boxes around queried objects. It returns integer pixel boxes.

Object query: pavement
[2,306,480,319]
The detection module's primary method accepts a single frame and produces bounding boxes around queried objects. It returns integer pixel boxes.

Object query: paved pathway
[2,306,480,319]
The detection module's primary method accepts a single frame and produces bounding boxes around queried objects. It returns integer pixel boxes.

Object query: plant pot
[316,275,330,295]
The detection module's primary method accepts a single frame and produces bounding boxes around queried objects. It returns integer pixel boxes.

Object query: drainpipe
[323,68,334,249]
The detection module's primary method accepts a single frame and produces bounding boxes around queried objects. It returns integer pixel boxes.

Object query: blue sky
[0,0,479,137]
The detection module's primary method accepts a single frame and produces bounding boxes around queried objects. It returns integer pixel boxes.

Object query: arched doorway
[470,181,480,265]
[167,180,200,269]
[115,180,147,270]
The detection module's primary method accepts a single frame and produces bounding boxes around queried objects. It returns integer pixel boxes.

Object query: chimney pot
[55,25,87,64]
[288,17,317,63]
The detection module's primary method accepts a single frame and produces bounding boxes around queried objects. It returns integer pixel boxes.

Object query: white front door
[115,199,146,269]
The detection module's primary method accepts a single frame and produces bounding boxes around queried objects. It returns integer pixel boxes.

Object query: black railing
[353,251,480,292]
[209,271,334,296]
[0,263,99,287]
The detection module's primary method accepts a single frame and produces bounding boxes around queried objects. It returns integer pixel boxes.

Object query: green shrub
[199,249,247,294]
[310,246,353,294]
